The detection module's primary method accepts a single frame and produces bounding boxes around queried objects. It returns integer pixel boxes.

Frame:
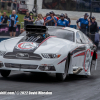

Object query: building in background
[26,0,34,12]
[36,0,100,21]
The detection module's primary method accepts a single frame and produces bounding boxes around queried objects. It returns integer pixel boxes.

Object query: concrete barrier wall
[37,0,100,24]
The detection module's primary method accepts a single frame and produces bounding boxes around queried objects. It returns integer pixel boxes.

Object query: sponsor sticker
[63,22,65,24]
[16,42,37,50]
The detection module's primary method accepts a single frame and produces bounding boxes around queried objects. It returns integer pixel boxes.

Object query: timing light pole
[90,0,93,18]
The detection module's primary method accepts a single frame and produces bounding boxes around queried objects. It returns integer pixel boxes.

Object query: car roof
[63,27,78,33]
[47,26,78,33]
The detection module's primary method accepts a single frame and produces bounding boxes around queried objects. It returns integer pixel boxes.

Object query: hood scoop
[13,35,46,53]
[25,36,42,43]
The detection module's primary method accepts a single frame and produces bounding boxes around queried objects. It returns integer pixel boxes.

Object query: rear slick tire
[56,58,69,81]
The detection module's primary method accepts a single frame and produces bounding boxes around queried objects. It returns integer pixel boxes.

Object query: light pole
[90,0,93,18]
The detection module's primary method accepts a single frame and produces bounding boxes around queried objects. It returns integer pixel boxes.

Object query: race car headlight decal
[0,51,6,56]
[41,54,61,59]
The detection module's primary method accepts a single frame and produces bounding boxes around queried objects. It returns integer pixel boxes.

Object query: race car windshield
[48,29,74,42]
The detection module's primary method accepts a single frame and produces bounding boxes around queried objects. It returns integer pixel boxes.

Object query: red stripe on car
[96,53,98,59]
[58,57,67,65]
[74,52,85,57]
[91,51,94,56]
[39,36,56,46]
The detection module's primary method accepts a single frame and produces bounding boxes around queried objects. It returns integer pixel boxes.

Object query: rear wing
[25,25,48,34]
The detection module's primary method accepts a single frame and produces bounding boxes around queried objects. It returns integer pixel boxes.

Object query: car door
[79,31,93,72]
[71,31,87,69]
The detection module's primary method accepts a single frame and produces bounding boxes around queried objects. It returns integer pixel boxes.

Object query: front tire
[0,70,11,78]
[56,58,69,81]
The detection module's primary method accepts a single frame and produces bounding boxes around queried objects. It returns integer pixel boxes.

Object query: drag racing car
[0,25,98,81]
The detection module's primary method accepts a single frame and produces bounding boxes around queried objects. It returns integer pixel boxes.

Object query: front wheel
[0,70,11,78]
[56,58,69,81]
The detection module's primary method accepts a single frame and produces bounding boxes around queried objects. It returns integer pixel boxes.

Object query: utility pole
[90,0,93,18]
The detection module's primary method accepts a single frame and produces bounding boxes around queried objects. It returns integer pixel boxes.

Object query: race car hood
[4,36,25,52]
[3,36,75,54]
[34,37,76,54]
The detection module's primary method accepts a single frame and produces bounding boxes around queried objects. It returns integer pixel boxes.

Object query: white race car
[0,25,97,81]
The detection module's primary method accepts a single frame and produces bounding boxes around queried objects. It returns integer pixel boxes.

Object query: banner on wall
[0,24,20,36]
[42,0,59,9]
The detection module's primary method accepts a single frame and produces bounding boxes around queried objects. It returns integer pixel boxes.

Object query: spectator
[45,11,57,26]
[44,13,49,22]
[0,13,3,25]
[23,12,31,28]
[54,13,59,21]
[8,10,19,37]
[35,14,44,26]
[57,14,69,27]
[2,12,8,24]
[76,13,90,35]
[89,17,98,35]
[13,0,17,10]
[65,13,71,26]
[89,17,98,47]
[1,0,6,13]
[17,1,19,13]
[7,0,12,13]
[29,12,34,25]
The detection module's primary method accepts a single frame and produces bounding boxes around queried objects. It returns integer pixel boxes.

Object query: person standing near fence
[29,12,34,25]
[65,13,71,26]
[44,13,49,22]
[7,0,12,13]
[44,11,57,26]
[54,13,59,21]
[35,14,44,26]
[2,12,8,24]
[0,13,3,25]
[76,13,90,35]
[1,0,6,13]
[23,12,31,28]
[57,14,69,27]
[8,10,19,37]
[43,13,49,26]
[89,17,99,51]
[89,17,98,35]
[13,0,17,10]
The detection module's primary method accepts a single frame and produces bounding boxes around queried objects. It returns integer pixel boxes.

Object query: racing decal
[71,45,86,56]
[12,37,39,53]
[83,49,91,72]
[74,52,85,58]
[91,51,94,57]
[62,27,65,29]
[15,42,37,50]
[63,22,65,24]
[58,56,67,65]
[96,53,98,59]
[39,36,56,46]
